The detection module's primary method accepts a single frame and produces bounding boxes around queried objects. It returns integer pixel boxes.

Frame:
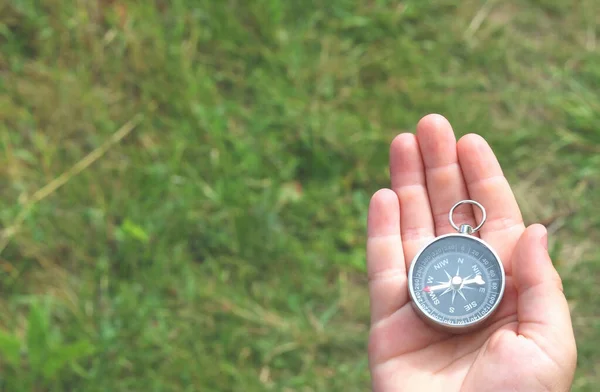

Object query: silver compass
[407,200,506,333]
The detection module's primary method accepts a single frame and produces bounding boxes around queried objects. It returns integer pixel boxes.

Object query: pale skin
[366,114,577,392]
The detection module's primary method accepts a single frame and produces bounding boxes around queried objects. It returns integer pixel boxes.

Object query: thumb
[512,224,576,361]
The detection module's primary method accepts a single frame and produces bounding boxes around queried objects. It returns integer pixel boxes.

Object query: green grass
[1,0,599,390]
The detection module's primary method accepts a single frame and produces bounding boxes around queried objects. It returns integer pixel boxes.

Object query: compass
[407,200,505,333]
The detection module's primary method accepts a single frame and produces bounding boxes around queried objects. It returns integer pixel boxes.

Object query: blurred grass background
[1,0,599,390]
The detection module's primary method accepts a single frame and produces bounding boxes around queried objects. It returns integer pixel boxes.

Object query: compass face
[408,234,505,329]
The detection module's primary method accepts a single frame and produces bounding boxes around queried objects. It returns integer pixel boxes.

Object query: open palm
[366,115,576,392]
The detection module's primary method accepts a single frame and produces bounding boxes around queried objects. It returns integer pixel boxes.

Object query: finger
[367,189,408,324]
[416,114,478,236]
[512,224,576,370]
[457,134,525,270]
[390,133,434,265]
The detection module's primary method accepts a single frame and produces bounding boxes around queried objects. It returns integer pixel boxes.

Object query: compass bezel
[407,233,506,333]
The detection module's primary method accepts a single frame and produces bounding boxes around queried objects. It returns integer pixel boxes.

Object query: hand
[366,114,576,391]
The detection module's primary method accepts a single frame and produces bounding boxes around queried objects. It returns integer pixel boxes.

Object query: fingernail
[540,230,548,251]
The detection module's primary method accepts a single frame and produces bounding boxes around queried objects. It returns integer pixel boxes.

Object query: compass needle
[423,282,451,292]
[462,275,486,286]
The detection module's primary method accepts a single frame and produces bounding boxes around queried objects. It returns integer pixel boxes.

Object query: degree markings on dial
[423,299,494,323]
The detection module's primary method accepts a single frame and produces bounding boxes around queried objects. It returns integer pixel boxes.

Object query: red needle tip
[423,286,430,292]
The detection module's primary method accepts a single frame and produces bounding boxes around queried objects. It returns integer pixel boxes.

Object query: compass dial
[408,234,505,331]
